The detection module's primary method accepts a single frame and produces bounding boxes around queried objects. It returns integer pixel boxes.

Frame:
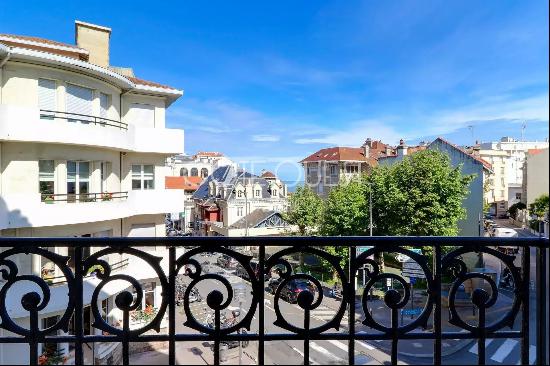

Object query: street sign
[402,270,426,279]
[409,277,416,285]
[357,246,373,255]
[400,308,422,316]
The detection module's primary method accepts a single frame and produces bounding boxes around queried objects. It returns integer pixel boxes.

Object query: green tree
[320,179,369,236]
[366,149,474,236]
[283,185,323,235]
[508,202,527,219]
[529,194,549,218]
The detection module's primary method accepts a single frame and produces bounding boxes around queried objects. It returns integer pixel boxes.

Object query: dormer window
[255,189,261,197]
[272,189,277,197]
[238,191,243,198]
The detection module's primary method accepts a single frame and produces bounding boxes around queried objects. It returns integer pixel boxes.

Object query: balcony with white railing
[0,104,184,154]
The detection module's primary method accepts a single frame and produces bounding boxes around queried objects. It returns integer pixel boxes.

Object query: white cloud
[251,134,280,142]
[293,93,549,146]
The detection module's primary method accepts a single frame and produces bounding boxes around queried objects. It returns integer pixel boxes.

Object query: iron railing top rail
[39,109,128,130]
[0,235,547,247]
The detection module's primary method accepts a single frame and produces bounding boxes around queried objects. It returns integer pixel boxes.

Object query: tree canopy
[283,185,323,235]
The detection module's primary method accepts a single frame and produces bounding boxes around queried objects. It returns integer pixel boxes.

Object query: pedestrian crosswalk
[467,337,537,364]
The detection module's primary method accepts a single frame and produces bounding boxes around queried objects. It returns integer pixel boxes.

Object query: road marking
[312,310,337,315]
[310,342,345,363]
[357,341,375,351]
[490,339,518,363]
[265,303,275,312]
[327,340,348,352]
[469,339,493,354]
[292,346,316,364]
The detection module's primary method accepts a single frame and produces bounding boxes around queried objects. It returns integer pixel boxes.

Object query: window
[180,168,188,177]
[101,299,109,321]
[99,92,111,119]
[515,192,521,200]
[42,316,60,355]
[134,282,156,310]
[346,165,359,174]
[255,189,261,197]
[190,168,199,177]
[132,164,155,190]
[500,167,505,175]
[237,207,243,216]
[67,161,90,201]
[38,78,56,118]
[66,83,94,122]
[100,162,111,192]
[201,168,209,178]
[328,164,337,175]
[272,189,278,196]
[39,160,55,201]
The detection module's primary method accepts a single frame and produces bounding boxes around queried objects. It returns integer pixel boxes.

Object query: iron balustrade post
[478,306,486,366]
[74,246,84,365]
[391,307,398,365]
[28,305,39,366]
[169,246,176,365]
[433,245,442,365]
[214,309,221,365]
[536,245,547,365]
[349,245,356,365]
[303,307,310,366]
[122,310,129,366]
[258,245,265,365]
[521,245,530,366]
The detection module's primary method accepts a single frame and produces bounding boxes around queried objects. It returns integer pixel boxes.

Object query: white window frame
[67,161,90,196]
[132,164,155,190]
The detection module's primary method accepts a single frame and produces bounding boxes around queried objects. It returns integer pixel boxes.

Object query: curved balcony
[0,105,184,154]
[0,189,186,229]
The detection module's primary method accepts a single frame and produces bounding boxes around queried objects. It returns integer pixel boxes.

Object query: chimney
[362,139,371,158]
[75,20,111,67]
[397,139,407,157]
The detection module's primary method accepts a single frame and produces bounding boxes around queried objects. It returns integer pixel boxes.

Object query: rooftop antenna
[468,125,474,145]
[521,121,527,142]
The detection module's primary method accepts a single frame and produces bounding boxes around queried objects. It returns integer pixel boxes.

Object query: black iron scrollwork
[265,246,348,334]
[356,246,434,334]
[175,247,258,335]
[442,246,522,333]
[0,247,75,337]
[83,247,169,336]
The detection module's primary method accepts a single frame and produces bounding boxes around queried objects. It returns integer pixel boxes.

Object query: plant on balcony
[43,195,55,204]
[38,348,67,365]
[130,305,157,323]
[101,192,113,201]
[86,264,105,276]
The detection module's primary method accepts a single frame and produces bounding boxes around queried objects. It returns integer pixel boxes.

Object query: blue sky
[2,1,548,183]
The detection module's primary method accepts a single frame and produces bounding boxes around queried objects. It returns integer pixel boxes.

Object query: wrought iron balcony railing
[40,109,128,130]
[0,236,547,365]
[40,191,128,203]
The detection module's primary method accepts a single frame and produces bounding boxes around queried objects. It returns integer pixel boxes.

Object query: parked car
[493,228,519,237]
[236,260,270,281]
[267,278,315,303]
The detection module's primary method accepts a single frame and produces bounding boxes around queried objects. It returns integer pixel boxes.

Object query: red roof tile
[260,171,276,178]
[0,33,88,60]
[126,76,178,91]
[165,176,203,191]
[300,147,378,165]
[528,148,545,155]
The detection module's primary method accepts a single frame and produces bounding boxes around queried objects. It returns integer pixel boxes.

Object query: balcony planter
[43,196,55,204]
[101,192,113,201]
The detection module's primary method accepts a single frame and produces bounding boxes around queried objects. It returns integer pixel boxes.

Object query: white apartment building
[480,137,549,214]
[0,21,185,364]
[168,151,234,179]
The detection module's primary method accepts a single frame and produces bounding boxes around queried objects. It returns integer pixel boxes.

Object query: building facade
[168,151,234,179]
[300,138,388,197]
[479,137,549,214]
[428,138,492,237]
[192,166,290,237]
[0,21,185,364]
[522,148,549,206]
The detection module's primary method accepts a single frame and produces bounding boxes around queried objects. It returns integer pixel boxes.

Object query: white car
[493,228,519,237]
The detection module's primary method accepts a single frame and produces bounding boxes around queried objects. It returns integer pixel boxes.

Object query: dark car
[236,260,270,281]
[267,279,314,303]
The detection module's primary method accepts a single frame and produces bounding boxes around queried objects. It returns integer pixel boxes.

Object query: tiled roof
[165,176,203,191]
[527,148,546,155]
[300,147,378,165]
[260,171,276,178]
[126,76,178,91]
[195,151,224,157]
[432,137,493,171]
[0,34,84,50]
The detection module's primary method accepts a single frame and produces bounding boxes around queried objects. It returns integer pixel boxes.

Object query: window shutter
[100,93,110,118]
[66,84,93,117]
[130,103,155,128]
[38,79,56,111]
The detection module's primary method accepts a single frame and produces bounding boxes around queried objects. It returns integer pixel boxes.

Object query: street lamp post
[234,284,247,365]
